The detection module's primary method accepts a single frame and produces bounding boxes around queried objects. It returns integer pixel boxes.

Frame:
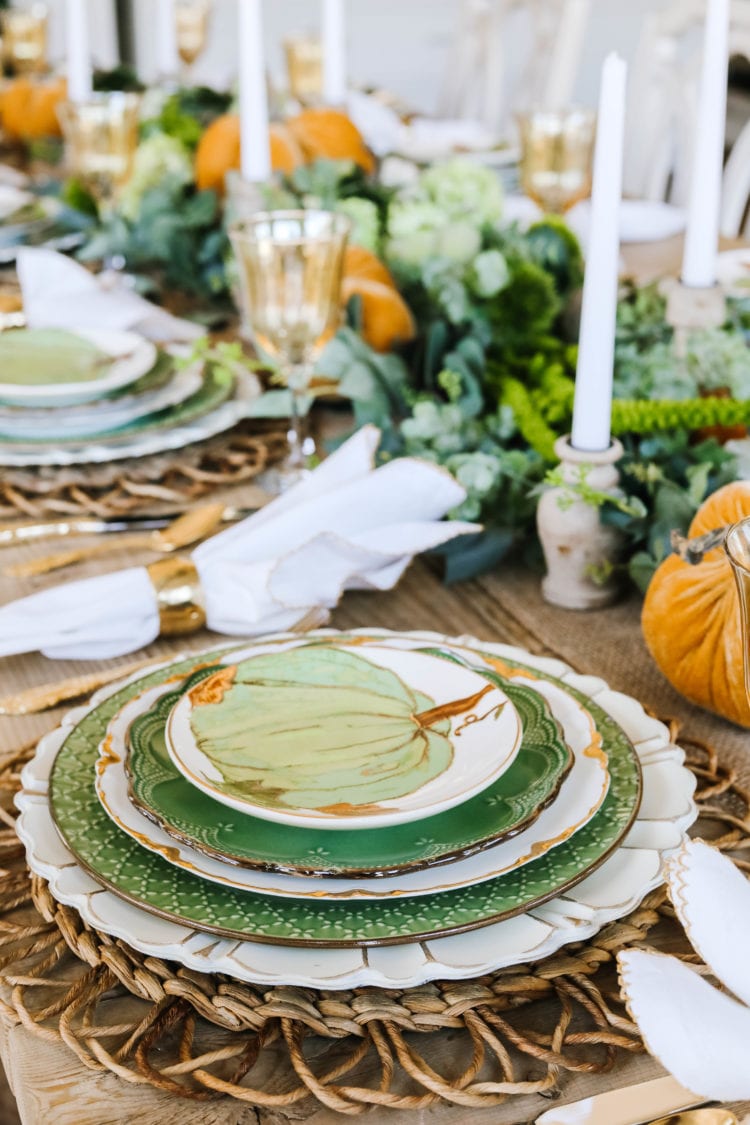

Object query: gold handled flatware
[0,494,269,549]
[6,503,230,578]
[0,657,162,716]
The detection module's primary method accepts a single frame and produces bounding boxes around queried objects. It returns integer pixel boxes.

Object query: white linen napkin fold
[17,247,204,344]
[618,837,750,1101]
[0,426,479,660]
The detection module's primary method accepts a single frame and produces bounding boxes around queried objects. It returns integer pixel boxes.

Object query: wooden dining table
[0,234,748,1124]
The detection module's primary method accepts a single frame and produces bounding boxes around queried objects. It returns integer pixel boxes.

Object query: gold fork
[6,503,229,578]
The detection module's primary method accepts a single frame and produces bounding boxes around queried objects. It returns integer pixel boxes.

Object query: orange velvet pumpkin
[0,77,66,141]
[642,481,750,727]
[194,115,303,194]
[287,108,375,175]
[341,246,416,353]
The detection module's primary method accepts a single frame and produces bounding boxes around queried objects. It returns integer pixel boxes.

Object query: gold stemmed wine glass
[175,0,213,78]
[230,210,350,492]
[57,92,141,275]
[284,34,324,106]
[1,3,48,76]
[517,108,596,215]
[57,92,141,217]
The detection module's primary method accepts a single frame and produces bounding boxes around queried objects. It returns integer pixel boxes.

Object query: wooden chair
[439,0,591,137]
[625,0,750,214]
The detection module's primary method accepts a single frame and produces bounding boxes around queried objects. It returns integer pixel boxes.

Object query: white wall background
[128,0,676,111]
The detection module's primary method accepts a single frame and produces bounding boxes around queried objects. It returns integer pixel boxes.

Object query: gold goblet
[57,93,141,216]
[175,0,213,75]
[517,108,596,215]
[1,3,48,76]
[284,35,323,106]
[230,210,350,491]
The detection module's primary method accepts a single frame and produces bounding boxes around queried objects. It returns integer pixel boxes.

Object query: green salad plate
[50,639,641,947]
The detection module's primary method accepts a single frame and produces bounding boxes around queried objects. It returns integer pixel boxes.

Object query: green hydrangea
[437,222,482,264]
[119,134,193,221]
[469,249,510,298]
[385,200,444,265]
[419,158,503,224]
[335,197,380,253]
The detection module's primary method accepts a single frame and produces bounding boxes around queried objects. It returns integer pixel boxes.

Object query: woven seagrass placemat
[0,422,288,520]
[0,726,746,1116]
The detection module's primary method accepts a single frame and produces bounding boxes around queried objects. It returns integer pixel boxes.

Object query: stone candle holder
[537,435,625,610]
[661,277,727,356]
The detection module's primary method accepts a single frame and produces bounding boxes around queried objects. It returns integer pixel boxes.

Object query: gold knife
[0,494,269,549]
[534,1075,707,1125]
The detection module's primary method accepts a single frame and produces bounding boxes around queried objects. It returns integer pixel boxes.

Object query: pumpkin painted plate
[164,643,522,830]
[46,635,641,947]
[0,328,156,407]
[96,663,574,896]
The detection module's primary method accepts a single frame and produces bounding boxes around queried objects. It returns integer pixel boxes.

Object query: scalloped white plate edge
[16,629,697,990]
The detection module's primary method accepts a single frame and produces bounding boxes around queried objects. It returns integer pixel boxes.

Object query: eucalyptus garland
[55,92,750,591]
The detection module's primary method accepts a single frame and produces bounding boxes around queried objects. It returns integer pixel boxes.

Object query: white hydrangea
[419,158,503,224]
[118,134,193,221]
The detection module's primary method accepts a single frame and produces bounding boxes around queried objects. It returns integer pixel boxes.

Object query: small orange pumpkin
[642,481,750,727]
[0,77,67,141]
[194,115,303,194]
[341,246,416,353]
[287,107,375,175]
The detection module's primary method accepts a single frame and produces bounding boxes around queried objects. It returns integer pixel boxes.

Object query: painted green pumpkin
[187,647,464,812]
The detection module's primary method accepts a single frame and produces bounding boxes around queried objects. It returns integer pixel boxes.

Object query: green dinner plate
[0,361,233,446]
[49,646,642,947]
[127,662,573,877]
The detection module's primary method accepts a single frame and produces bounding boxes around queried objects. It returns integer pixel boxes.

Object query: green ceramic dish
[127,663,573,877]
[0,362,233,446]
[49,648,641,947]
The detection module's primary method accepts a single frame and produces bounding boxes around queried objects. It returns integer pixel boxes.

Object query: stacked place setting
[0,325,260,468]
[16,627,697,991]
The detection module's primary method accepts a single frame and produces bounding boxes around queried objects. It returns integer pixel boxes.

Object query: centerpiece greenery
[58,89,750,589]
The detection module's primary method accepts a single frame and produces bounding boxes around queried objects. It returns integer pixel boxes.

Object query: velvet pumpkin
[194,116,303,194]
[341,246,416,353]
[0,77,67,141]
[287,108,375,175]
[642,481,750,727]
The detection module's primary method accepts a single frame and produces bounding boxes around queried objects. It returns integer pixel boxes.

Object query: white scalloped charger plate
[16,631,697,989]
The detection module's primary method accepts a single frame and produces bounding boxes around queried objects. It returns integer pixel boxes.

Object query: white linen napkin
[17,247,204,344]
[618,838,750,1101]
[0,426,480,660]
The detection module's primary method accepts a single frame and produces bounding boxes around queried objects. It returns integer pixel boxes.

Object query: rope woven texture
[0,724,746,1114]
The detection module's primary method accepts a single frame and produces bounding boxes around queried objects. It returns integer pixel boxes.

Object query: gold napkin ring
[147,556,207,636]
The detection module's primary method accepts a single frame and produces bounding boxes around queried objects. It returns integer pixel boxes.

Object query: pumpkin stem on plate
[414,683,497,729]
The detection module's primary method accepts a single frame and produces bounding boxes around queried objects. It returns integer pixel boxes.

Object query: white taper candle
[322,0,347,105]
[570,53,627,454]
[238,0,271,182]
[156,0,180,80]
[681,0,730,289]
[65,0,93,104]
